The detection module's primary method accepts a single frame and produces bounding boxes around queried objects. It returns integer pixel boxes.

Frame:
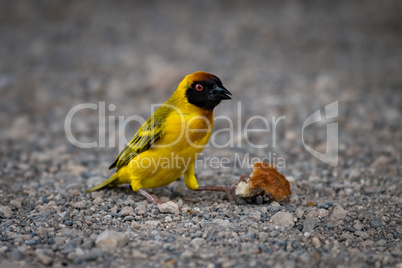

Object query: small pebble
[11,249,25,261]
[95,230,128,251]
[271,212,294,228]
[158,201,179,214]
[330,205,348,221]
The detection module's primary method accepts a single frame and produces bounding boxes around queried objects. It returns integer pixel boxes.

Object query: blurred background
[0,0,400,185]
[0,1,401,267]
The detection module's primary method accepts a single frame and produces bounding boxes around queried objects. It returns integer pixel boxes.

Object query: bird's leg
[195,174,250,202]
[138,189,164,204]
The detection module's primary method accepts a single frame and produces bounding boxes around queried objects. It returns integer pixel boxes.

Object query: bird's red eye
[195,84,203,91]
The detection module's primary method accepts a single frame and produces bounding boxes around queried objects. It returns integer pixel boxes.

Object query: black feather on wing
[109,118,164,170]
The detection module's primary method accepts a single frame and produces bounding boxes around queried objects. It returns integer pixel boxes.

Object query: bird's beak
[209,86,232,101]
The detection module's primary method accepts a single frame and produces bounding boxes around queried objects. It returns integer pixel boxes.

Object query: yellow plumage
[85,71,233,203]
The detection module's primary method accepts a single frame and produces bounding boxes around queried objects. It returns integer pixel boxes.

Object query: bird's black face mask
[186,78,231,110]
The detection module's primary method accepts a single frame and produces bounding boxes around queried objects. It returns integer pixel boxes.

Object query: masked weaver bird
[85,71,240,204]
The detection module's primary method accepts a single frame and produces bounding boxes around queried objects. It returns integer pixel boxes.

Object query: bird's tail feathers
[84,173,119,193]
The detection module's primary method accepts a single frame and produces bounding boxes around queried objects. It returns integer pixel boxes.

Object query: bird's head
[181,71,232,110]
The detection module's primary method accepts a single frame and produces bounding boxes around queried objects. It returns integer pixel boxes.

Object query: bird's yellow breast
[158,110,212,153]
[120,108,213,190]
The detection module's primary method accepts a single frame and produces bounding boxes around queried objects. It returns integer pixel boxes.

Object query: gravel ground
[0,1,401,267]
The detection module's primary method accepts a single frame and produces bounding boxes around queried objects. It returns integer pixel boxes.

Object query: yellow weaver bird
[85,71,238,204]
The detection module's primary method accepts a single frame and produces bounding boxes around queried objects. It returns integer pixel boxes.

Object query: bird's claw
[223,174,250,202]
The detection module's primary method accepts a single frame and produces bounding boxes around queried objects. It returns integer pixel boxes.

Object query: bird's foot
[138,189,164,205]
[195,173,250,202]
[138,189,183,210]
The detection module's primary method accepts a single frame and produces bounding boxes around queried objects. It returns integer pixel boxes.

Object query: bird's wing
[109,110,168,170]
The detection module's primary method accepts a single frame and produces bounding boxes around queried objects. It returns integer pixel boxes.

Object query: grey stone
[190,238,204,249]
[35,250,53,266]
[303,218,318,233]
[370,219,382,228]
[11,249,25,261]
[10,198,22,209]
[119,206,134,217]
[158,201,179,214]
[255,195,263,205]
[249,210,261,221]
[0,206,12,218]
[354,231,370,239]
[95,230,128,251]
[295,207,304,218]
[312,237,321,249]
[271,212,294,228]
[72,200,87,209]
[330,205,348,220]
